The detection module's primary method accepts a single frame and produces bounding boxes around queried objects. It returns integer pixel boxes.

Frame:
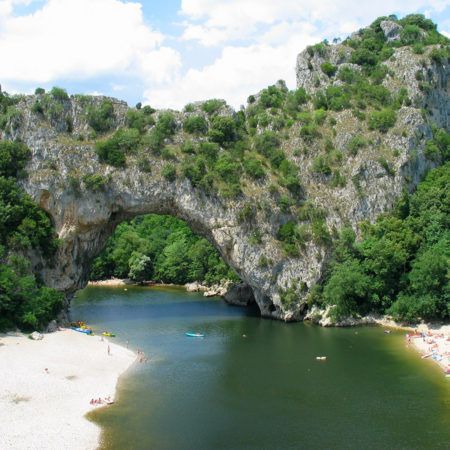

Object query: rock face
[1,30,449,322]
[380,20,403,42]
[224,282,256,307]
[30,331,44,340]
[46,320,58,333]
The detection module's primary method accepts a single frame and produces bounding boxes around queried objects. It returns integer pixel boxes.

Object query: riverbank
[406,324,450,375]
[88,278,231,297]
[88,277,130,286]
[0,329,136,450]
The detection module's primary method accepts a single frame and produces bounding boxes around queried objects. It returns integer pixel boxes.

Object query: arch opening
[70,212,258,314]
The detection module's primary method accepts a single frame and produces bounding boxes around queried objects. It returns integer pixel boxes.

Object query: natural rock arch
[4,33,449,322]
[27,173,285,318]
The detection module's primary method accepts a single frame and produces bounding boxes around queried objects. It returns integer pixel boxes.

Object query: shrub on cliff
[243,155,265,179]
[0,141,30,177]
[368,108,397,132]
[156,112,177,137]
[82,174,108,192]
[126,108,155,133]
[95,128,140,167]
[202,99,225,115]
[50,86,69,101]
[254,131,280,156]
[321,61,337,77]
[96,138,125,167]
[87,100,115,133]
[183,115,208,135]
[208,116,237,145]
[259,84,287,109]
[162,164,177,181]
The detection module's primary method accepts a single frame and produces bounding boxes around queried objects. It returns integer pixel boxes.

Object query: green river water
[71,286,450,450]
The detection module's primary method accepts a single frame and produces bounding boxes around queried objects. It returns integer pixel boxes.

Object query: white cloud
[0,0,33,16]
[0,0,181,84]
[148,0,450,109]
[180,0,450,45]
[145,30,319,109]
[1,0,448,112]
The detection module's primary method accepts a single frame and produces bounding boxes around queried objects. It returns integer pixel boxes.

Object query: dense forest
[0,136,63,331]
[314,162,449,322]
[90,214,239,286]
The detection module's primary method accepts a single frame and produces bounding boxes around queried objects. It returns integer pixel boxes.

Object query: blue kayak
[72,327,93,335]
[185,332,204,338]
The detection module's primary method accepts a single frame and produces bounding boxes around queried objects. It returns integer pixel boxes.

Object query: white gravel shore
[0,329,136,450]
[406,324,450,374]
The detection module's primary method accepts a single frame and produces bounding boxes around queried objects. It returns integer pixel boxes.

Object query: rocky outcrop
[203,282,231,298]
[224,282,256,307]
[380,20,403,42]
[185,282,208,292]
[1,25,449,323]
[29,332,44,340]
[46,320,58,333]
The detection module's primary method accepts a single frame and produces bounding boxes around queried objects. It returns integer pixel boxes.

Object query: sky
[0,0,449,109]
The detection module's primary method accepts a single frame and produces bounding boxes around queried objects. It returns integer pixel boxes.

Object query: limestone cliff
[1,18,449,321]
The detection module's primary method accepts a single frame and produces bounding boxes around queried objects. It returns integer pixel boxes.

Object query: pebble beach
[0,329,135,450]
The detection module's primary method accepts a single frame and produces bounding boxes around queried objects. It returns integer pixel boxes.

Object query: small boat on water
[72,327,93,335]
[316,356,327,361]
[102,332,116,337]
[185,332,205,338]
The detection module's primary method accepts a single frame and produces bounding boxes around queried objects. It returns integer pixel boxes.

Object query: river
[71,286,450,450]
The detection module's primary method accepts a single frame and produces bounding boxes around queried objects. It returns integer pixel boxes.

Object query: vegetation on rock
[316,162,449,322]
[0,141,63,331]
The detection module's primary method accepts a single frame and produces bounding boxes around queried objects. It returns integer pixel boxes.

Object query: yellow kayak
[102,332,116,337]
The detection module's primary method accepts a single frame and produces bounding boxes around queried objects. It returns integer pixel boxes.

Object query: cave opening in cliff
[87,213,258,312]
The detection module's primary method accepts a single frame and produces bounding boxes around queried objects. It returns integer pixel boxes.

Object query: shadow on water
[72,287,450,450]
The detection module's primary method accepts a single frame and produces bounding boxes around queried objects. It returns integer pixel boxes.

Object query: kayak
[72,327,92,335]
[185,332,204,338]
[102,332,116,337]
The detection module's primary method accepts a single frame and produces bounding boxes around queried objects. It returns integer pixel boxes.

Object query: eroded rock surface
[224,282,256,307]
[2,32,449,322]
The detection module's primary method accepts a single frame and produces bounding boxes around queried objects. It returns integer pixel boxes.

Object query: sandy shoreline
[88,278,184,289]
[88,278,129,287]
[0,329,136,450]
[405,324,450,375]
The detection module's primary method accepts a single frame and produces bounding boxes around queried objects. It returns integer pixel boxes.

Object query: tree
[368,109,397,132]
[128,252,153,282]
[323,259,372,320]
[183,115,208,134]
[87,100,115,133]
[208,116,237,144]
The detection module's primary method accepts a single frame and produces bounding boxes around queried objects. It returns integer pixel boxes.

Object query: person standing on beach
[107,345,111,356]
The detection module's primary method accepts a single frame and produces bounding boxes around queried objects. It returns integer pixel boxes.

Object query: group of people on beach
[406,330,450,375]
[137,348,148,364]
[90,396,113,406]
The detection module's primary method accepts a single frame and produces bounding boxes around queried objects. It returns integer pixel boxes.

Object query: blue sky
[0,0,449,109]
